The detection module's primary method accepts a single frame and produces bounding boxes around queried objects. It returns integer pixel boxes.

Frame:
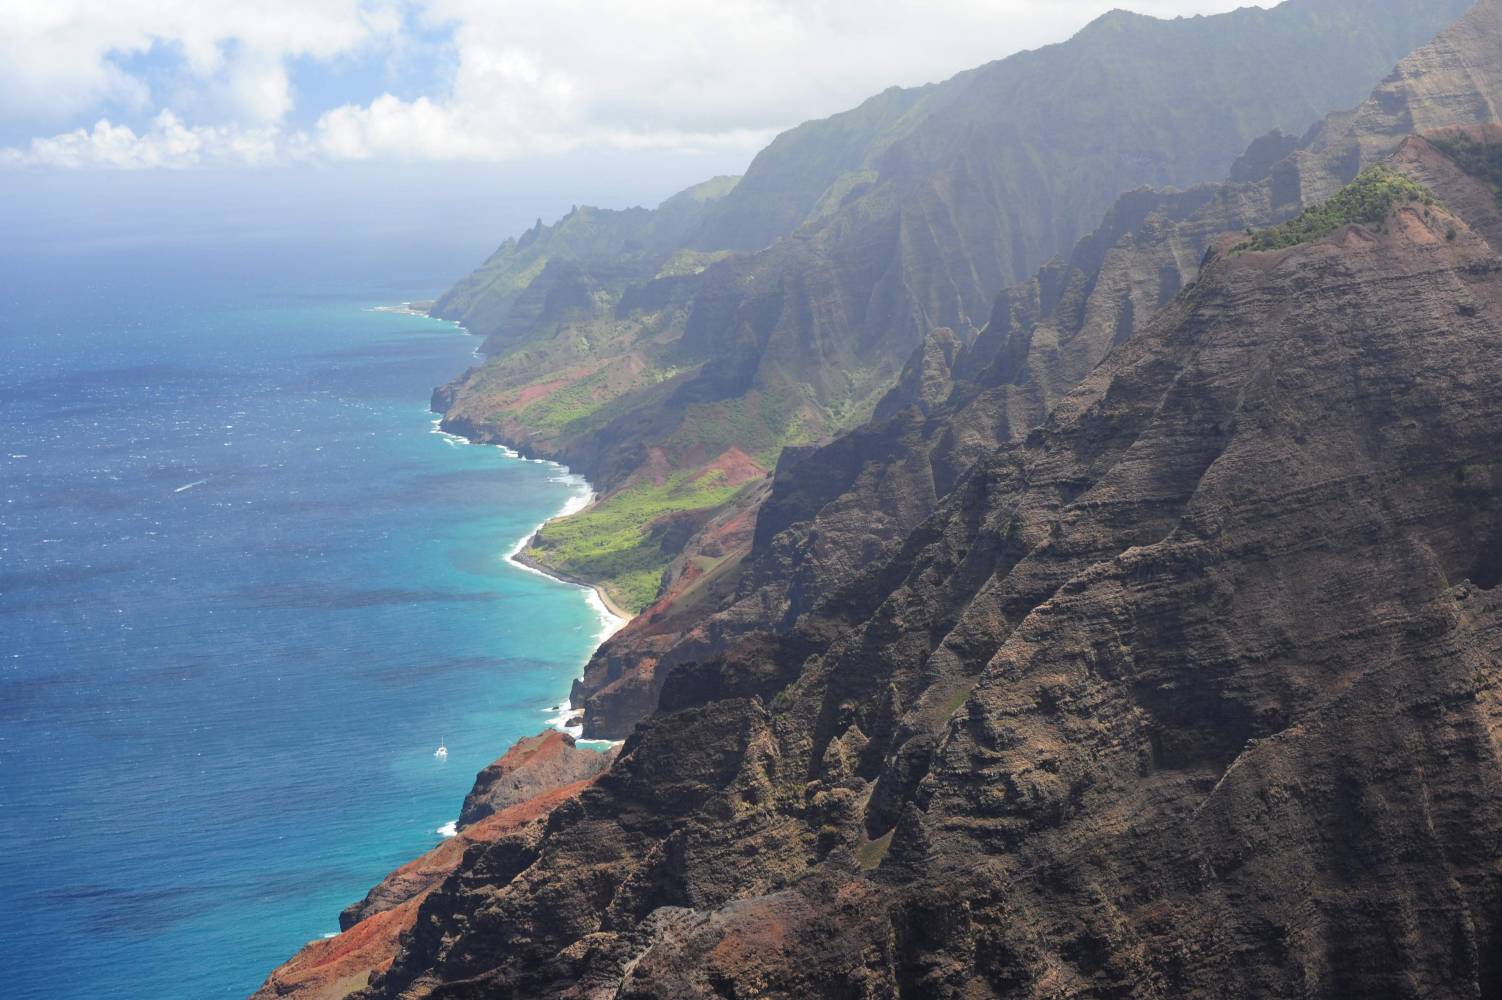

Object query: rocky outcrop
[431,177,741,350]
[253,902,422,1000]
[325,133,1502,999]
[570,476,770,739]
[455,730,616,830]
[251,733,611,1000]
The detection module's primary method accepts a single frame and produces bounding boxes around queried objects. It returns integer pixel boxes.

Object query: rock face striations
[252,4,1502,998]
[302,129,1502,999]
[455,730,616,831]
[252,733,614,1000]
[428,0,1473,617]
[571,0,1502,739]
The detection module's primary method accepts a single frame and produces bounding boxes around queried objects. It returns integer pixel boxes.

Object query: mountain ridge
[288,126,1502,998]
[570,0,1502,739]
[430,0,1475,617]
[252,2,1502,996]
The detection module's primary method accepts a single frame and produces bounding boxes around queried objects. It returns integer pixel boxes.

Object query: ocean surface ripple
[0,244,609,999]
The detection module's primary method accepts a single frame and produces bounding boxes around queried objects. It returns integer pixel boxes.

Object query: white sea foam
[367,302,429,317]
[431,416,630,733]
[436,820,458,838]
[503,492,627,648]
[428,419,520,457]
[544,702,584,739]
[429,419,469,448]
[555,491,592,520]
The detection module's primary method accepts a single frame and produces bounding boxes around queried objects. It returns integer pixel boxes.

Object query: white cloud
[0,0,400,123]
[0,0,1271,169]
[304,0,1272,163]
[0,111,293,169]
[220,51,297,125]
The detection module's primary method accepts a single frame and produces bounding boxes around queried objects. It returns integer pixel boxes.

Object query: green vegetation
[516,372,621,436]
[525,471,753,613]
[940,682,980,720]
[1236,165,1439,252]
[1454,462,1497,510]
[676,174,741,204]
[856,829,895,871]
[435,176,742,336]
[1429,131,1502,207]
[655,249,735,279]
[666,387,804,461]
[512,375,886,612]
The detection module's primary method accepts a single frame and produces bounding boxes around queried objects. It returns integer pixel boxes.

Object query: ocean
[0,238,611,998]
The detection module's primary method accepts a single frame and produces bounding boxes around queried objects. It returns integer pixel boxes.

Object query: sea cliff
[252,731,616,1000]
[254,1,1502,996]
[285,121,1502,999]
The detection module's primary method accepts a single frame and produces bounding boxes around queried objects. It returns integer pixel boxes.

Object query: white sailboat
[434,738,448,760]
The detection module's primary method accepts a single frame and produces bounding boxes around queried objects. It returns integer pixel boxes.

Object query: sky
[0,1,1272,260]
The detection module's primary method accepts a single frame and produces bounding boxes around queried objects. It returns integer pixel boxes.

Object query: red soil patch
[643,447,674,486]
[696,447,767,489]
[252,774,600,999]
[512,376,575,408]
[250,898,420,999]
[1424,122,1502,144]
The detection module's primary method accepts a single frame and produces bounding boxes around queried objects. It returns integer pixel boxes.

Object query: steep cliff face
[431,177,742,350]
[455,731,617,832]
[326,136,1502,998]
[430,0,1473,616]
[252,733,612,1000]
[570,0,1502,737]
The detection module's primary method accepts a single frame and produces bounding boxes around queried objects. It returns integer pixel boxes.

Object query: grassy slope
[524,470,755,614]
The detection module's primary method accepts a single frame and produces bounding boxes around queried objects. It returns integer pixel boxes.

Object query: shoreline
[373,300,487,359]
[512,548,633,623]
[412,306,625,736]
[499,481,629,743]
[425,412,629,737]
[428,415,630,637]
[496,476,630,644]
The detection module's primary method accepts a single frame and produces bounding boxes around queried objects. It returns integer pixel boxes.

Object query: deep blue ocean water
[0,240,608,999]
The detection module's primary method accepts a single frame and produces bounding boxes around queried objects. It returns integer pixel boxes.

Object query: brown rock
[577,0,1502,742]
[253,772,600,999]
[329,138,1502,999]
[456,730,615,833]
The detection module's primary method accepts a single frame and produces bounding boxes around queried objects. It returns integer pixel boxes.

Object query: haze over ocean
[0,237,608,999]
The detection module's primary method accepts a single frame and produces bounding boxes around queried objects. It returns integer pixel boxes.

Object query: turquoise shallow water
[0,241,606,998]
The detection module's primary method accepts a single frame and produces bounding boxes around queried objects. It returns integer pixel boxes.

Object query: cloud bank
[0,0,1270,169]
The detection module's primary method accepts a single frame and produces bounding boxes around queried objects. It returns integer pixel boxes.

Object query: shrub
[1236,165,1439,252]
[1429,131,1502,208]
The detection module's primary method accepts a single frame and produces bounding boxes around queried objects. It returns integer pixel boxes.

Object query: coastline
[428,416,628,632]
[500,484,628,744]
[426,414,629,737]
[495,473,630,644]
[512,548,633,623]
[417,305,627,738]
